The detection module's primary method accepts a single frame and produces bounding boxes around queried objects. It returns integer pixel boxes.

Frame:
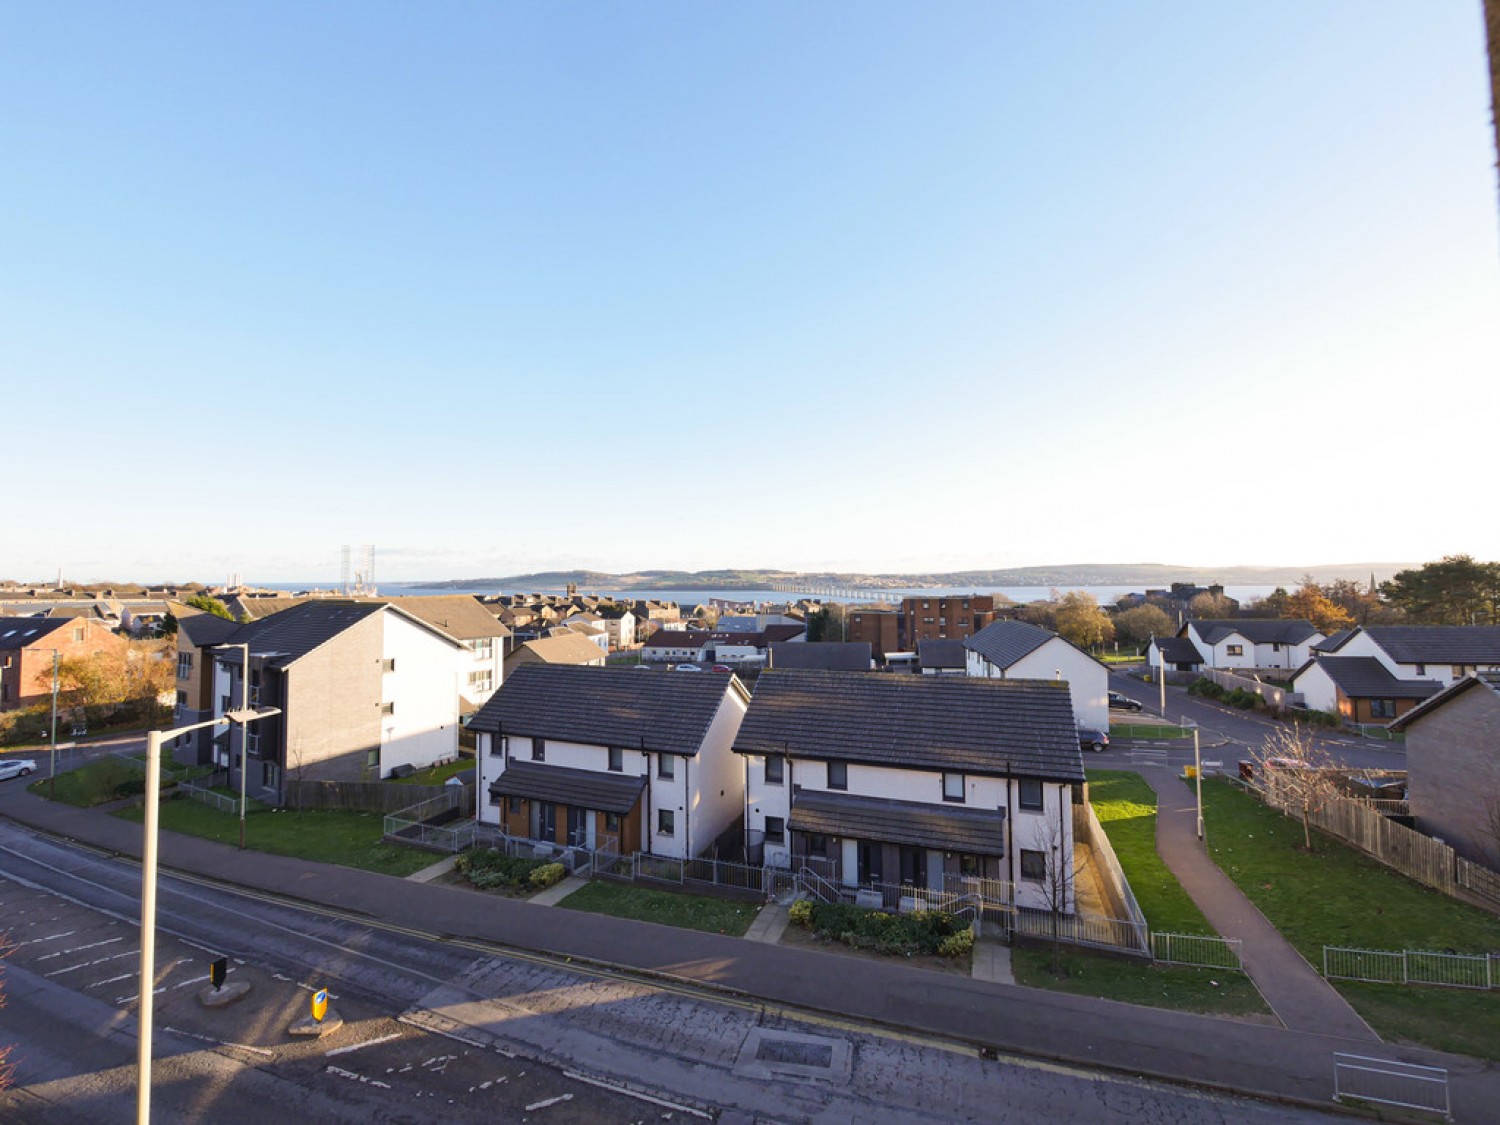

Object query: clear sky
[4,3,1497,584]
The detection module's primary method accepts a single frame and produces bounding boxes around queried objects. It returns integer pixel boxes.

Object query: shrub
[455,847,551,890]
[529,862,566,888]
[803,901,971,957]
[788,899,814,928]
[937,925,975,959]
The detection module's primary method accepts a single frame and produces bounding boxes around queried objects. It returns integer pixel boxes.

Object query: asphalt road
[1102,670,1406,774]
[0,823,1350,1124]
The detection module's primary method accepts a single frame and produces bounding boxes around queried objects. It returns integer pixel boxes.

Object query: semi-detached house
[736,670,1085,912]
[468,665,749,859]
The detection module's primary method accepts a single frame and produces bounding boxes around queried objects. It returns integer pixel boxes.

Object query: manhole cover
[756,1039,833,1068]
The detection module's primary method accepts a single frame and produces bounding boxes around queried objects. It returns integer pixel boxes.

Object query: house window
[469,637,493,657]
[1453,665,1469,678]
[176,690,187,707]
[1019,778,1044,811]
[1370,699,1397,719]
[765,754,784,785]
[605,811,621,832]
[532,737,545,761]
[508,796,522,815]
[942,772,965,803]
[72,627,85,642]
[262,761,280,789]
[220,695,231,714]
[805,833,829,857]
[1415,663,1426,675]
[608,746,623,772]
[1226,644,1243,657]
[380,701,395,716]
[658,809,675,836]
[658,754,675,780]
[382,658,396,673]
[468,670,493,692]
[489,735,504,758]
[827,762,847,790]
[959,854,982,877]
[365,748,379,769]
[765,816,785,844]
[1020,850,1047,882]
[177,652,192,679]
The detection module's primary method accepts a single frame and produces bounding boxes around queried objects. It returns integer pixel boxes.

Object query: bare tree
[0,931,14,1092]
[1030,813,1079,972]
[1249,725,1344,852]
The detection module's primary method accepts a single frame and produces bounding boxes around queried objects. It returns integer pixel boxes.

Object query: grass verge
[115,797,435,877]
[1087,769,1213,935]
[1011,946,1267,1018]
[393,758,473,785]
[559,879,757,936]
[1199,777,1500,1058]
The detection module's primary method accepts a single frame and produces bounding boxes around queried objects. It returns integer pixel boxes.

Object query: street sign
[311,988,328,1023]
[210,957,227,991]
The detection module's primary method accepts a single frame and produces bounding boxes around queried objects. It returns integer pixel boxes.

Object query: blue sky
[4,3,1497,584]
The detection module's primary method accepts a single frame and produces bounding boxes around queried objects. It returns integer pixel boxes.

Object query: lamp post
[216,643,253,849]
[46,649,59,801]
[136,704,278,1124]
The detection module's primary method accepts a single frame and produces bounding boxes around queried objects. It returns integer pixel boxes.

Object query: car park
[1078,728,1109,753]
[1108,691,1143,712]
[0,759,37,781]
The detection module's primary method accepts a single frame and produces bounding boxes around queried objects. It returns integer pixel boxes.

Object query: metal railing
[1323,945,1499,991]
[1152,932,1245,971]
[383,789,469,852]
[1333,1053,1449,1119]
[1009,906,1149,954]
[176,780,239,816]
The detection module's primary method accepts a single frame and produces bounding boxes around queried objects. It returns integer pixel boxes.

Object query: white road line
[21,930,77,945]
[561,1070,714,1118]
[326,1065,392,1090]
[524,1094,573,1111]
[88,972,137,989]
[48,936,124,958]
[162,1026,274,1057]
[46,949,138,977]
[325,1032,403,1057]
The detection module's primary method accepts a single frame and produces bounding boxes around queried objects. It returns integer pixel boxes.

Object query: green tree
[1113,604,1175,646]
[1380,555,1500,625]
[1054,592,1114,649]
[184,593,234,620]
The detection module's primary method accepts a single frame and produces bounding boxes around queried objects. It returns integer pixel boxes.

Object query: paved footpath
[1142,767,1378,1041]
[3,787,1495,1121]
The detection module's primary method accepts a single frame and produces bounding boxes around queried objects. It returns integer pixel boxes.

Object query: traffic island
[289,1008,344,1037]
[198,981,252,1008]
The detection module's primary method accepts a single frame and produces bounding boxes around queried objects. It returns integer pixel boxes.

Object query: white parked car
[0,759,37,781]
[673,664,703,673]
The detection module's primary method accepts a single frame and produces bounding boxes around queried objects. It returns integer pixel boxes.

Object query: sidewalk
[4,786,1491,1120]
[1141,767,1377,1042]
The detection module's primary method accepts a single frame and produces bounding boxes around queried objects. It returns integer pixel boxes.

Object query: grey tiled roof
[386,596,511,641]
[489,760,646,814]
[789,789,1006,856]
[1187,619,1321,646]
[0,617,71,649]
[918,639,968,670]
[216,601,387,668]
[468,664,746,757]
[1389,671,1500,732]
[770,642,872,671]
[176,613,241,647]
[963,619,1054,669]
[1152,636,1204,664]
[1364,626,1500,665]
[1308,656,1444,700]
[1314,629,1356,653]
[507,633,609,666]
[734,670,1084,782]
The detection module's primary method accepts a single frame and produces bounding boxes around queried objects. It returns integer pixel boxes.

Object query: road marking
[46,949,137,977]
[88,972,137,989]
[562,1069,713,1118]
[326,1064,392,1089]
[326,1032,403,1057]
[40,936,123,960]
[21,930,77,945]
[163,1025,275,1057]
[524,1094,573,1111]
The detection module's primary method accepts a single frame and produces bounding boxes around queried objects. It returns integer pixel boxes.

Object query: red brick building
[0,616,127,710]
[847,596,998,658]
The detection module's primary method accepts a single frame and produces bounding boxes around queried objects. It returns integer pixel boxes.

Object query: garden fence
[1151,932,1244,971]
[1322,946,1500,991]
[1333,1053,1449,1119]
[176,780,239,816]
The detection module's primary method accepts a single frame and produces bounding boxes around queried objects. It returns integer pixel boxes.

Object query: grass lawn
[115,797,435,877]
[1088,770,1213,935]
[1012,946,1268,1019]
[393,758,473,785]
[29,757,153,807]
[559,879,758,936]
[1199,777,1500,1058]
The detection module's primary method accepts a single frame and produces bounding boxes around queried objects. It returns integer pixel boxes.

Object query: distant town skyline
[5,4,1497,583]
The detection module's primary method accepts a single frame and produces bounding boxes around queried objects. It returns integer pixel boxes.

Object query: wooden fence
[285,778,469,814]
[1200,668,1293,710]
[1263,788,1500,909]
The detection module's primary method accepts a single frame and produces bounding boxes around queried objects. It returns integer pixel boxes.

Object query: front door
[858,840,884,885]
[898,846,925,888]
[567,806,590,847]
[535,802,558,842]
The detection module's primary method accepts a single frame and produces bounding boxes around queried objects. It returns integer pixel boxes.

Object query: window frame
[1018,778,1044,811]
[764,754,784,785]
[531,737,545,762]
[764,815,785,844]
[942,772,965,803]
[657,808,675,837]
[608,746,624,772]
[827,761,848,791]
[658,753,675,780]
[1020,849,1047,882]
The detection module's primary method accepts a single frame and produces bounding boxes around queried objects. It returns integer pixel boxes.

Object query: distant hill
[409,562,1413,592]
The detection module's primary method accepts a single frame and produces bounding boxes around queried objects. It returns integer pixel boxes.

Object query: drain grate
[756,1039,833,1068]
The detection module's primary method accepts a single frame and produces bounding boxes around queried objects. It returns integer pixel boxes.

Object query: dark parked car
[1108,691,1143,712]
[1079,728,1109,753]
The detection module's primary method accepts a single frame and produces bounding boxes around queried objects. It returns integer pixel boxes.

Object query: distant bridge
[768,583,901,605]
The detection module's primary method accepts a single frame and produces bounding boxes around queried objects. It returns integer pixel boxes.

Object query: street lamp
[214,643,254,849]
[136,705,278,1125]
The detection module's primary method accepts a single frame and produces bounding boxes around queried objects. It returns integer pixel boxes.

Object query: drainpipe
[683,754,691,858]
[641,736,651,856]
[1005,763,1015,895]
